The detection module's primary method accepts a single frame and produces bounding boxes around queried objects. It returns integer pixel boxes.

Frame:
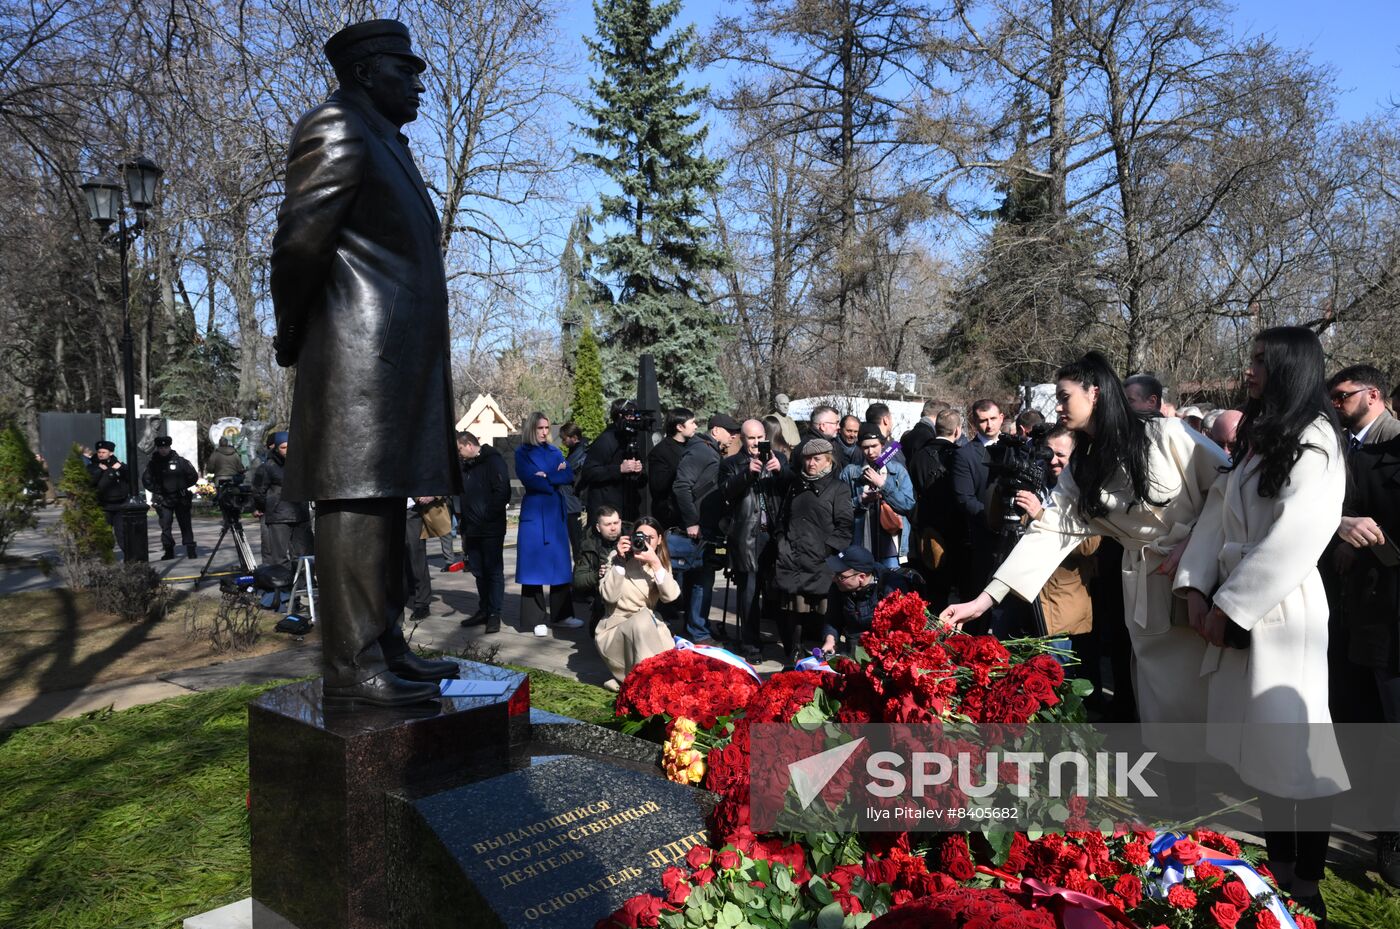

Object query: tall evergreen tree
[578,0,730,410]
[570,326,608,439]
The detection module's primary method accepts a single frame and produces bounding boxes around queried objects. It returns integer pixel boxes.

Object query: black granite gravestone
[385,757,710,929]
[249,659,529,929]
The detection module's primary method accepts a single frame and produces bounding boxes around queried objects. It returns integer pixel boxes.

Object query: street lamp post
[80,156,164,563]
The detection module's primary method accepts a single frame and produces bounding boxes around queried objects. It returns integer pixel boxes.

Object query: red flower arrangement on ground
[614,647,758,728]
[602,590,1320,929]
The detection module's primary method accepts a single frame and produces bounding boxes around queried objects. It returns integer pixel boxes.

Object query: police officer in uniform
[87,440,133,558]
[143,436,199,560]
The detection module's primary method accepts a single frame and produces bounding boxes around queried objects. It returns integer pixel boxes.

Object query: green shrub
[0,422,45,558]
[57,445,114,584]
[88,562,170,622]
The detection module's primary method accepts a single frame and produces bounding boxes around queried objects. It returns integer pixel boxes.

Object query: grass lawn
[0,672,1395,929]
[0,589,295,701]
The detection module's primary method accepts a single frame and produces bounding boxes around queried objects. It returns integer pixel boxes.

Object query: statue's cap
[324,19,426,73]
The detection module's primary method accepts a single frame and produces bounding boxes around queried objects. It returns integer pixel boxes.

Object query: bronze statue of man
[271,19,460,707]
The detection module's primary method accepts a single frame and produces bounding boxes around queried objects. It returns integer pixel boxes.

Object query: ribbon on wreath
[673,636,763,682]
[975,866,1142,929]
[1148,833,1298,929]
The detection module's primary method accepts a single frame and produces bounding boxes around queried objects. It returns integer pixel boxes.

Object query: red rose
[1113,874,1143,908]
[1172,838,1203,865]
[1220,879,1251,910]
[684,845,713,870]
[1167,884,1197,908]
[660,867,688,893]
[833,889,864,915]
[1292,915,1317,929]
[715,850,740,871]
[665,883,690,907]
[1210,903,1240,929]
[692,867,715,885]
[1254,910,1281,929]
[617,894,665,927]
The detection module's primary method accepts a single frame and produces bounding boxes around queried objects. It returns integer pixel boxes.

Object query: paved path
[0,507,781,728]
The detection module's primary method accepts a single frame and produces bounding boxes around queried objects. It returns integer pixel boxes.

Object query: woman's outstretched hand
[938,592,995,627]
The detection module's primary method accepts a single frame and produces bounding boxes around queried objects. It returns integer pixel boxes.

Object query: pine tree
[578,0,731,410]
[0,423,45,558]
[570,326,608,440]
[58,446,114,566]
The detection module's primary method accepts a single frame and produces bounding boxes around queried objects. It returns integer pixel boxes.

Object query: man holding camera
[572,505,630,631]
[721,418,786,661]
[583,399,648,524]
[143,436,199,560]
[673,413,741,644]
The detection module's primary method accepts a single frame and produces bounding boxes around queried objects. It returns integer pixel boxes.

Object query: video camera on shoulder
[988,424,1053,498]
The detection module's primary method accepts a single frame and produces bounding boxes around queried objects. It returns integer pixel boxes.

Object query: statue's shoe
[323,672,440,708]
[386,652,460,682]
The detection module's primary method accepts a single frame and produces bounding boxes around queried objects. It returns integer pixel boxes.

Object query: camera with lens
[629,530,650,555]
[213,475,253,520]
[987,423,1054,545]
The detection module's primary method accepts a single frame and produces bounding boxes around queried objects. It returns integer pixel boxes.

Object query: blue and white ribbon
[1148,833,1298,928]
[673,636,763,682]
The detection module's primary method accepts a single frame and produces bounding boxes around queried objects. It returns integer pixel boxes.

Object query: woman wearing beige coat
[1175,327,1347,918]
[941,352,1229,752]
[594,518,681,689]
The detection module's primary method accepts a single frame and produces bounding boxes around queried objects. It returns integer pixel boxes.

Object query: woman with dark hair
[594,516,680,689]
[515,412,579,636]
[940,351,1228,736]
[1175,327,1347,917]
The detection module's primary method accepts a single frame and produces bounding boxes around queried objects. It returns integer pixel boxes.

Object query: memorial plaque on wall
[387,757,710,929]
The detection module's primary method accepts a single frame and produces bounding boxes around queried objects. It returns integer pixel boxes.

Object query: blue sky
[558,0,1397,123]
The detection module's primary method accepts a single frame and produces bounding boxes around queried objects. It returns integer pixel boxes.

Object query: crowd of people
[445,329,1400,919]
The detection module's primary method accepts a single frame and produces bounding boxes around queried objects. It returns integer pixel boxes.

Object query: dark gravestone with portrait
[386,758,710,929]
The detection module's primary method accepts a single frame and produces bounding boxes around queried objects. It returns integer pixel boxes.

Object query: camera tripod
[197,508,258,585]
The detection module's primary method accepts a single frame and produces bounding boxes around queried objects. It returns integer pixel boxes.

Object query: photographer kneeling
[822,544,917,656]
[594,517,680,691]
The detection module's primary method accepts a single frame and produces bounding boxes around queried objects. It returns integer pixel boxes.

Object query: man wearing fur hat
[142,435,199,560]
[270,18,460,706]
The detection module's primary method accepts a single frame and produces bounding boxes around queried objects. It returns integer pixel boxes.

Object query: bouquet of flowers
[615,648,760,730]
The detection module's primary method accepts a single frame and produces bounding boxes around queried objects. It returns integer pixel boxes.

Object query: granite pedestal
[385,757,710,929]
[248,659,528,929]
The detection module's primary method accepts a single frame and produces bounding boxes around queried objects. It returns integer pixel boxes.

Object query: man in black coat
[673,413,740,644]
[721,418,786,661]
[950,399,1004,605]
[583,400,647,524]
[908,409,964,606]
[571,505,630,631]
[647,406,695,532]
[270,19,458,705]
[456,432,511,633]
[772,438,853,663]
[142,436,199,560]
[251,432,313,573]
[1336,433,1400,885]
[87,440,133,559]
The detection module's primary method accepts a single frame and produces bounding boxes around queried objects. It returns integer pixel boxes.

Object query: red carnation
[1167,884,1197,908]
[1195,861,1225,881]
[1122,841,1151,867]
[1210,902,1241,929]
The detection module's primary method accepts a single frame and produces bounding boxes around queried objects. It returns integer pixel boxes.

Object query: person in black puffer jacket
[142,436,200,559]
[772,438,853,663]
[252,431,312,571]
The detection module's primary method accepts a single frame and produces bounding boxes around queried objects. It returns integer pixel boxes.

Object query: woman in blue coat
[515,413,580,635]
[839,423,915,568]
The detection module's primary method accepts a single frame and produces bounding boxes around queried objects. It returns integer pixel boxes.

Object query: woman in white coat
[1175,327,1347,919]
[940,352,1228,759]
